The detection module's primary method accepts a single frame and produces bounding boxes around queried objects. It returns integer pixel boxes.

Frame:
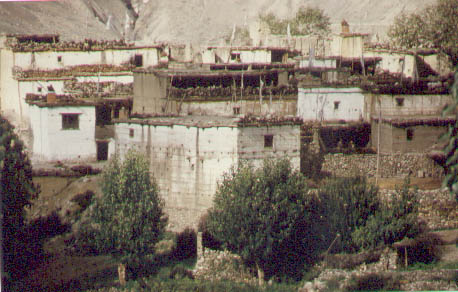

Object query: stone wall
[322,153,444,178]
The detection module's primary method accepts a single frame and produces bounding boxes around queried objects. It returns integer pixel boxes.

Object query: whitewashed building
[114,115,302,230]
[297,87,368,122]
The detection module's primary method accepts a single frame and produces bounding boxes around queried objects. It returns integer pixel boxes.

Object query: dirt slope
[1,0,435,43]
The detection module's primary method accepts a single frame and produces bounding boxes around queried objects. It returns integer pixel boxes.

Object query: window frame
[61,113,81,130]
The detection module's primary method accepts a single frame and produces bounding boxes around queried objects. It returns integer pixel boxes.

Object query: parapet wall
[322,153,444,178]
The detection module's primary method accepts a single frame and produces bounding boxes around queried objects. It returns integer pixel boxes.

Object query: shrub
[300,143,324,180]
[318,176,380,252]
[87,149,167,262]
[352,183,422,250]
[71,190,94,210]
[198,212,222,250]
[173,227,197,260]
[344,273,400,291]
[206,158,325,282]
[0,116,38,286]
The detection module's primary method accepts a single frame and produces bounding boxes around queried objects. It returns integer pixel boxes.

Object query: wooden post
[375,95,381,184]
[404,247,408,267]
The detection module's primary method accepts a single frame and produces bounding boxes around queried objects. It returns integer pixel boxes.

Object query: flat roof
[372,115,456,127]
[133,67,291,77]
[115,115,302,128]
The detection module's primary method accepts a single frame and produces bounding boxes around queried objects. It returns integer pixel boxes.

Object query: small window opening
[114,107,120,119]
[396,97,404,106]
[62,114,79,130]
[231,52,241,62]
[233,106,240,115]
[129,128,134,138]
[37,87,42,93]
[334,101,340,110]
[57,56,62,62]
[96,141,109,161]
[134,54,143,67]
[47,85,55,92]
[406,128,414,141]
[264,134,273,148]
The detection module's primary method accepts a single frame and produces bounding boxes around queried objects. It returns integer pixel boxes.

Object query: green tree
[352,182,421,249]
[206,158,325,283]
[89,149,167,261]
[317,176,380,252]
[259,6,330,37]
[442,72,458,201]
[388,0,458,65]
[0,116,37,284]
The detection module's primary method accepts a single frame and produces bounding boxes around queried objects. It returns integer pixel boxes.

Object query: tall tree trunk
[256,262,265,286]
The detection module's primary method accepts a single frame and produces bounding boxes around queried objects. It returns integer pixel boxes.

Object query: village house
[26,93,130,163]
[132,64,298,117]
[114,115,301,230]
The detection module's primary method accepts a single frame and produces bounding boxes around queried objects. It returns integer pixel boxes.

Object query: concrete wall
[132,72,168,114]
[238,125,301,169]
[330,35,363,58]
[364,50,416,78]
[115,122,239,230]
[11,48,159,70]
[297,87,368,122]
[114,122,301,230]
[371,94,453,117]
[299,58,337,69]
[177,99,296,117]
[371,121,448,154]
[28,105,96,162]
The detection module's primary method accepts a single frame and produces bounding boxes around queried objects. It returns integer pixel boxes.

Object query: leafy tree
[352,182,422,249]
[388,0,458,65]
[89,149,167,262]
[442,72,458,201]
[0,116,37,284]
[259,6,330,37]
[317,176,380,252]
[206,158,325,283]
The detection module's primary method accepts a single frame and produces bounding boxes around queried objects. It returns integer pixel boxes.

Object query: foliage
[206,158,325,280]
[0,116,38,283]
[344,272,401,291]
[88,149,167,262]
[259,6,330,37]
[300,143,324,180]
[351,182,422,250]
[172,227,197,260]
[318,176,380,252]
[388,0,458,65]
[442,72,458,201]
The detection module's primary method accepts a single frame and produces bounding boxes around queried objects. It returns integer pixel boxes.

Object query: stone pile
[193,249,257,285]
[322,153,444,178]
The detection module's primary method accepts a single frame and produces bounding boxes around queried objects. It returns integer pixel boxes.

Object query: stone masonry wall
[322,153,444,178]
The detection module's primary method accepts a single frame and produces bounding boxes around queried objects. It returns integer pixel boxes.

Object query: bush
[206,158,325,282]
[71,190,94,210]
[0,116,38,286]
[352,183,422,250]
[198,212,222,250]
[318,176,380,252]
[344,273,400,291]
[300,143,324,180]
[173,227,197,260]
[87,149,167,261]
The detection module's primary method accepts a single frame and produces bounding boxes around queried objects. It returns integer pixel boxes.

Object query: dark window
[62,114,79,130]
[396,97,404,106]
[134,54,143,67]
[233,106,240,115]
[47,85,54,92]
[129,128,134,138]
[57,56,62,62]
[264,134,273,148]
[271,50,284,63]
[114,107,120,119]
[37,87,42,92]
[96,141,109,161]
[334,101,340,110]
[406,128,414,141]
[231,53,241,62]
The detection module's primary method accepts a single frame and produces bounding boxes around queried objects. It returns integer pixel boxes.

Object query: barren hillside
[0,0,435,43]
